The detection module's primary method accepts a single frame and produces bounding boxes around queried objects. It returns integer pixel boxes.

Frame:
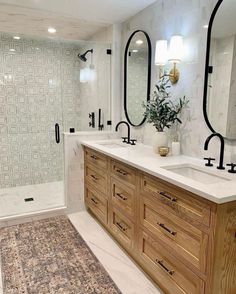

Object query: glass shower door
[0,33,65,218]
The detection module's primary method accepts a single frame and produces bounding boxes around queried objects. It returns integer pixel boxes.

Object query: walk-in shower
[0,32,112,219]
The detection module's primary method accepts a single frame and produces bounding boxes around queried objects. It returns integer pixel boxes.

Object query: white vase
[152,131,168,154]
[172,141,181,156]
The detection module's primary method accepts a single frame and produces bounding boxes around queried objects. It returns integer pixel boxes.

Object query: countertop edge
[81,142,236,205]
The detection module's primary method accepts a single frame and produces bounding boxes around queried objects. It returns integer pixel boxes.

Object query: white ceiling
[0,0,156,40]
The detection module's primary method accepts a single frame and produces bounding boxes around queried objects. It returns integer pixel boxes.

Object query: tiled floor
[0,211,162,294]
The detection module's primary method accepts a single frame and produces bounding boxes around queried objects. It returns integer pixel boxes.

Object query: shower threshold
[0,181,66,220]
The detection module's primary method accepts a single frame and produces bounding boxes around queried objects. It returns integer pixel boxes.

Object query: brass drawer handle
[159,191,177,202]
[91,175,99,181]
[116,169,127,176]
[90,155,98,160]
[116,193,128,201]
[156,260,175,276]
[158,223,177,236]
[91,198,99,205]
[116,222,128,232]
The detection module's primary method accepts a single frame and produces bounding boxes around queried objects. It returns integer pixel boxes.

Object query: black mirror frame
[203,0,234,140]
[124,30,152,127]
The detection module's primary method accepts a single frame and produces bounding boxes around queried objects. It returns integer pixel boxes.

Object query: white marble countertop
[81,139,236,204]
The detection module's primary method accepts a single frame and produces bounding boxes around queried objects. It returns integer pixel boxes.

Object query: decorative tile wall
[0,33,82,188]
[127,51,148,125]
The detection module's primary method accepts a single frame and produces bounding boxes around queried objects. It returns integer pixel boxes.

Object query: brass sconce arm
[159,62,180,84]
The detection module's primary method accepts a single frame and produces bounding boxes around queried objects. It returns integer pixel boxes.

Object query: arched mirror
[124,30,151,127]
[204,0,236,140]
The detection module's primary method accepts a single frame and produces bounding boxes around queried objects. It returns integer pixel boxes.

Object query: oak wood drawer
[111,160,136,188]
[140,195,208,273]
[139,231,205,294]
[85,148,108,170]
[141,174,212,228]
[85,186,107,225]
[110,207,134,251]
[111,178,135,218]
[85,163,107,195]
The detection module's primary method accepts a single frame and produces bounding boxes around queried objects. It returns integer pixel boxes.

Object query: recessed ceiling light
[9,49,15,52]
[48,27,57,34]
[13,36,21,40]
[203,24,208,29]
[132,49,138,53]
[136,40,143,45]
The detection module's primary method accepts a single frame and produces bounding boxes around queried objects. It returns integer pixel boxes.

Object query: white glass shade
[169,35,184,63]
[80,67,96,83]
[80,68,87,83]
[155,40,168,65]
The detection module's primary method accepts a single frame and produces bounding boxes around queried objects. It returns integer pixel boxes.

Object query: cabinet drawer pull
[116,193,128,201]
[158,223,177,236]
[91,175,99,181]
[116,222,128,232]
[159,191,177,202]
[116,169,127,176]
[90,155,98,160]
[91,198,98,205]
[156,260,175,276]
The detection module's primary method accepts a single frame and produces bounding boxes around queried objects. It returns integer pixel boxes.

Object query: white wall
[120,0,236,163]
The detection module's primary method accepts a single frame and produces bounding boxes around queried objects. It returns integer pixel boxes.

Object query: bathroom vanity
[82,141,236,294]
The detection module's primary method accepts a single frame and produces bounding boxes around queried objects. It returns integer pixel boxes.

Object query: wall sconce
[155,35,184,84]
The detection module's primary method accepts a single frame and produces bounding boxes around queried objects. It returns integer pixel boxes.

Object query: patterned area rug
[0,216,121,294]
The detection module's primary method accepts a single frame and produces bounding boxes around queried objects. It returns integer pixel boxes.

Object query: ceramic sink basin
[96,141,128,148]
[162,164,231,184]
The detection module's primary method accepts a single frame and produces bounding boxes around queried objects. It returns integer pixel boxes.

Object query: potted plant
[143,77,188,154]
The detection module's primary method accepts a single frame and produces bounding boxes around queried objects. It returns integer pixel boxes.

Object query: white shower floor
[0,181,65,219]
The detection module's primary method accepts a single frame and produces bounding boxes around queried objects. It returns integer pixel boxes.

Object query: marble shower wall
[0,33,82,188]
[121,0,236,162]
[79,42,112,132]
[208,36,234,137]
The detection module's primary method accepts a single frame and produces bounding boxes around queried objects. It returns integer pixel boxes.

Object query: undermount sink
[96,141,128,148]
[162,164,231,184]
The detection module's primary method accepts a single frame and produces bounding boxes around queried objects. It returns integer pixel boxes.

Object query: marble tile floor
[0,211,162,294]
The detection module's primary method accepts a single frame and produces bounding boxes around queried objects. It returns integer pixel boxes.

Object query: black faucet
[115,121,131,144]
[204,133,225,170]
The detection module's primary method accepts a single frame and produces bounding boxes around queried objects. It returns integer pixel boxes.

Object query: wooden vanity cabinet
[84,147,236,294]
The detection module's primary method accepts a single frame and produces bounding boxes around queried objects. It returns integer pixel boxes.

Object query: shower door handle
[55,123,60,144]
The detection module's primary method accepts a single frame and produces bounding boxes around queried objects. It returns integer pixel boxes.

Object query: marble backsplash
[121,0,236,163]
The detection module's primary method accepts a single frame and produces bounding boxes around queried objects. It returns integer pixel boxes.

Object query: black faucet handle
[226,163,236,174]
[204,157,215,167]
[130,139,137,146]
[121,137,128,143]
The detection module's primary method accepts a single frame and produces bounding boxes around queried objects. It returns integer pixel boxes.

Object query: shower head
[78,49,93,62]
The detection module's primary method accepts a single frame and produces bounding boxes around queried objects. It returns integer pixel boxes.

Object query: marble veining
[120,0,236,164]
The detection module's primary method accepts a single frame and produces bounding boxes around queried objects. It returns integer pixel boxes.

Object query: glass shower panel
[0,33,112,219]
[0,33,65,218]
